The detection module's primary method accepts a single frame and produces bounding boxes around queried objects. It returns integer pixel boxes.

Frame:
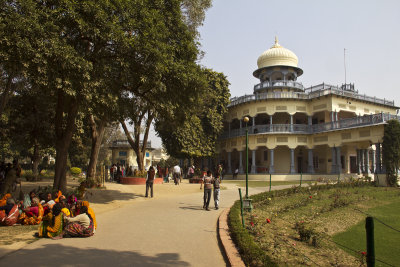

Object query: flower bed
[228,180,399,266]
[120,177,163,185]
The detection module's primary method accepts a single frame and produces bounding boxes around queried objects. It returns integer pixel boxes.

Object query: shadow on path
[0,244,190,267]
[179,205,204,211]
[85,189,144,204]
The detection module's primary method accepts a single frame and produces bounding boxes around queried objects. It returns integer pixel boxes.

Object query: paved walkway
[0,181,293,267]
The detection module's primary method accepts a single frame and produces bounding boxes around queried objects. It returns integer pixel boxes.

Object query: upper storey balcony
[229,83,395,108]
[219,113,399,139]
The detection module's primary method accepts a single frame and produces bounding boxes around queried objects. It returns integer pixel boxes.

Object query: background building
[217,37,398,181]
[109,140,154,169]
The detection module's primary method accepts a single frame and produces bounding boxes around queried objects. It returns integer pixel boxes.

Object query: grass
[223,180,304,187]
[0,224,38,246]
[333,200,400,267]
[229,181,400,266]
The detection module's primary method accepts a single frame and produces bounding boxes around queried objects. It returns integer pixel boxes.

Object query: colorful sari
[81,201,97,229]
[0,204,19,226]
[38,212,64,238]
[19,203,44,225]
[0,193,11,206]
[64,220,94,237]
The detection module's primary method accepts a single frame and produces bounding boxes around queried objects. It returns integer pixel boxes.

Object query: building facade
[109,140,154,169]
[217,37,398,180]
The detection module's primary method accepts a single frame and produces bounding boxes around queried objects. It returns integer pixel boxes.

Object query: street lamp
[243,116,252,211]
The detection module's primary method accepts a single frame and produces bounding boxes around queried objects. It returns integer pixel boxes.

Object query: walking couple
[200,170,221,211]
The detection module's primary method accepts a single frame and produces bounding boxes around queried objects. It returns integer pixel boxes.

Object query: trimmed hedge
[228,180,375,266]
[70,167,82,176]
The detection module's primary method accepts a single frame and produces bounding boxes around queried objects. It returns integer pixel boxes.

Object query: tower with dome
[217,37,398,181]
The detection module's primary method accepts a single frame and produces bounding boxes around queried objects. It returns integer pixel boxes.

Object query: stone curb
[218,207,246,267]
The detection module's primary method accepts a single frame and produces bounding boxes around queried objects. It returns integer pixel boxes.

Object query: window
[146,152,150,158]
[119,151,127,157]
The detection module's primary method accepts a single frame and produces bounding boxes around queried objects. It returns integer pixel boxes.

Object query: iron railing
[219,113,400,139]
[228,83,395,107]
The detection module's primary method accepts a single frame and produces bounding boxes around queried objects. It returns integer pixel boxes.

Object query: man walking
[200,170,213,211]
[213,174,221,210]
[145,166,155,198]
[173,164,181,185]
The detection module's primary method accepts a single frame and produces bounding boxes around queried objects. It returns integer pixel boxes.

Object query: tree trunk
[32,142,40,178]
[53,90,79,192]
[0,75,13,117]
[87,115,106,181]
[120,120,145,171]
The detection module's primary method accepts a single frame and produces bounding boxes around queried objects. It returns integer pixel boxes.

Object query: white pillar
[307,149,315,174]
[239,151,243,174]
[336,147,342,173]
[290,149,295,173]
[371,149,375,174]
[365,149,370,174]
[269,115,273,132]
[290,114,293,132]
[331,147,337,174]
[269,149,275,174]
[251,150,256,174]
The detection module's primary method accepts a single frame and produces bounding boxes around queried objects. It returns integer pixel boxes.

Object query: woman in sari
[0,198,19,226]
[81,201,97,230]
[64,206,94,237]
[38,203,64,238]
[19,197,44,225]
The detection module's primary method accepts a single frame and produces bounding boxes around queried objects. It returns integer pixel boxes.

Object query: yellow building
[218,37,398,181]
[110,140,154,169]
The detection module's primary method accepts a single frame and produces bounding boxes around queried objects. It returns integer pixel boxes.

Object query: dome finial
[275,36,279,45]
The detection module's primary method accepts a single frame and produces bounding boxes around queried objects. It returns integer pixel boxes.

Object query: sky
[149,0,400,148]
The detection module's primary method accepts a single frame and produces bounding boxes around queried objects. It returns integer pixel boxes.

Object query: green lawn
[223,180,304,187]
[333,200,400,267]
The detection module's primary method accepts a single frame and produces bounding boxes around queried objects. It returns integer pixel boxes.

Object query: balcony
[219,113,398,139]
[228,83,395,108]
[110,140,152,148]
[254,80,304,91]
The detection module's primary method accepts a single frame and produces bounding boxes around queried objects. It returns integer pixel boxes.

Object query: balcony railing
[219,113,400,139]
[111,140,152,148]
[228,83,395,107]
[254,80,304,91]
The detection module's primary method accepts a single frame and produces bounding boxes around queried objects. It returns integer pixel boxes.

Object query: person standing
[145,166,155,198]
[200,170,213,211]
[173,164,181,185]
[213,175,221,210]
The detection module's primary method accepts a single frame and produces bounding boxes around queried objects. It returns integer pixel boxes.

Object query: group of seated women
[0,190,97,239]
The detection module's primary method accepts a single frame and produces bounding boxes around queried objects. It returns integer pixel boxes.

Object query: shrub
[23,170,36,181]
[70,167,82,176]
[229,200,276,266]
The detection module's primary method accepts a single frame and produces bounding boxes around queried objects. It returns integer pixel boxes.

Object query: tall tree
[382,119,400,186]
[155,68,230,159]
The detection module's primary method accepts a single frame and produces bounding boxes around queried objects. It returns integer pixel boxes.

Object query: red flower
[300,221,304,224]
[250,222,254,227]
[266,218,271,223]
[361,251,367,255]
[309,196,312,199]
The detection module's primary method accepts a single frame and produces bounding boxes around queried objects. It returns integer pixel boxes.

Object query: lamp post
[243,116,252,211]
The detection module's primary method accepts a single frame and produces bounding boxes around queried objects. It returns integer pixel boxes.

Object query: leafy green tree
[382,119,400,186]
[155,68,230,159]
[8,84,55,177]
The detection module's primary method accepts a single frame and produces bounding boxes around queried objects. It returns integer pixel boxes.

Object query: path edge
[217,207,245,267]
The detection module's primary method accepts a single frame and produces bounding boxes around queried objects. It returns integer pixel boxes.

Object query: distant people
[213,175,221,210]
[116,163,122,182]
[188,165,195,179]
[145,166,156,198]
[0,160,20,195]
[163,167,169,183]
[233,168,239,179]
[173,164,181,185]
[200,170,213,211]
[217,164,223,180]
